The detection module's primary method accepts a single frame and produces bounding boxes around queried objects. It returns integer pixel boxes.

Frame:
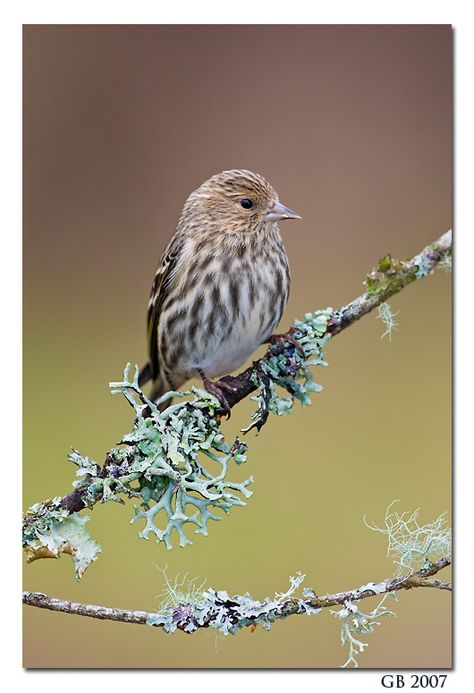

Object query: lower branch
[22,557,451,631]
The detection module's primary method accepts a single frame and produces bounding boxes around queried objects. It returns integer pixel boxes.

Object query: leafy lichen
[69,312,333,552]
[23,508,100,579]
[98,365,253,550]
[244,309,331,432]
[332,598,395,668]
[147,570,320,635]
[22,313,331,573]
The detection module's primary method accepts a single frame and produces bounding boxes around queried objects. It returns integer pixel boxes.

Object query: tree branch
[22,558,451,631]
[219,228,452,409]
[28,229,452,512]
[22,229,452,570]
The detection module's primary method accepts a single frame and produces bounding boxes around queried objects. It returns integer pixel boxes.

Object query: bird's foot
[264,326,305,357]
[197,370,236,418]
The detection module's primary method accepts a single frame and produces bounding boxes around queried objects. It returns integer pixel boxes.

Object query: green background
[23,25,452,668]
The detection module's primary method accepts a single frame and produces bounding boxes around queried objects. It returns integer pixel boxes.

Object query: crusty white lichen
[147,570,320,635]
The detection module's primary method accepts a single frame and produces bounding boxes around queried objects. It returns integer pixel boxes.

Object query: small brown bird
[139,169,301,410]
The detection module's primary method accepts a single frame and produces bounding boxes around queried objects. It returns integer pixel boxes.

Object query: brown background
[23,25,451,668]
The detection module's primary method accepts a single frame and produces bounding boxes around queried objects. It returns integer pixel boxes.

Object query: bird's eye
[240,198,253,209]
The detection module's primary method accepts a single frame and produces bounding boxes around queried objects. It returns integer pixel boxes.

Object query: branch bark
[22,557,451,630]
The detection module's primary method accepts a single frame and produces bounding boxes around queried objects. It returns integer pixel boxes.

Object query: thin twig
[22,558,451,631]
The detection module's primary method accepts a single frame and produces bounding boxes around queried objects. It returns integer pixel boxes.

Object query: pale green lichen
[364,501,452,574]
[244,309,331,432]
[94,365,253,550]
[23,313,331,572]
[147,570,320,635]
[275,571,306,601]
[332,598,395,668]
[155,564,207,610]
[23,498,70,547]
[23,510,100,579]
[413,252,433,278]
[377,302,399,341]
[330,503,452,667]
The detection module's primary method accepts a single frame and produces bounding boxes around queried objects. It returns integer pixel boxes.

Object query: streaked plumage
[139,169,301,406]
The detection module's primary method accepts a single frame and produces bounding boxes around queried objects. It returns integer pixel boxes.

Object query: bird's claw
[265,327,305,358]
[198,371,235,418]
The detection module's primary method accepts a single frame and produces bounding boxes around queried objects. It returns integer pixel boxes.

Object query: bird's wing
[146,234,185,381]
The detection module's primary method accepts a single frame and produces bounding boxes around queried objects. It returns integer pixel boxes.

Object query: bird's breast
[159,234,290,380]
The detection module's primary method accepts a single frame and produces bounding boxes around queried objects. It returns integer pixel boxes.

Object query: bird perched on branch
[139,169,301,412]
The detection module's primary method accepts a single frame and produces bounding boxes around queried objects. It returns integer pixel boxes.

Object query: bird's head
[184,169,301,235]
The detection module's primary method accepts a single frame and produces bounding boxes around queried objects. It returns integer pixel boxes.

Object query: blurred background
[23,25,451,668]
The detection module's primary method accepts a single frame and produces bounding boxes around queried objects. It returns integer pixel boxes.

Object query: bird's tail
[138,362,173,413]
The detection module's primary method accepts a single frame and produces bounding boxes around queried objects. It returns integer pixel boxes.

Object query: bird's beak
[264,201,302,223]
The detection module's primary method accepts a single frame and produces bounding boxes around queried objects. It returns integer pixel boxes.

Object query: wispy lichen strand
[364,501,452,575]
[329,503,452,667]
[377,302,399,341]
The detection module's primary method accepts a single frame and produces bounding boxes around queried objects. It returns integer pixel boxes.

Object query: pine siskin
[139,169,301,410]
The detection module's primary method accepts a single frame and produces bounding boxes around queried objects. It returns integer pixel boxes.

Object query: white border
[3,1,472,691]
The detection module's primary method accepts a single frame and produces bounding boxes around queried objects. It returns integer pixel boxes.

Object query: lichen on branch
[22,553,451,662]
[22,230,452,577]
